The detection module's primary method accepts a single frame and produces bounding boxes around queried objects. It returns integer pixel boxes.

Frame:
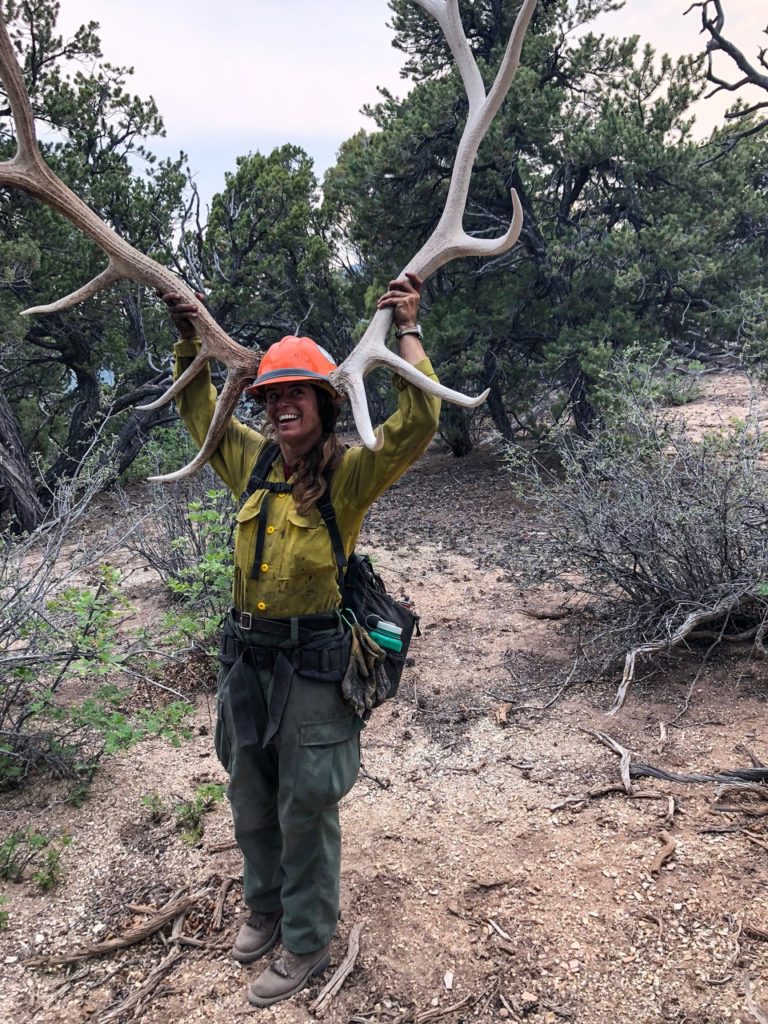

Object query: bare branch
[688,0,768,157]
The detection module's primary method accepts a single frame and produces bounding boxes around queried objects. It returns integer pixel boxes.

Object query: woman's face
[263,382,323,452]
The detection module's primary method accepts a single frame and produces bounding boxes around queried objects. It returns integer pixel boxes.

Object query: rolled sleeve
[338,357,441,510]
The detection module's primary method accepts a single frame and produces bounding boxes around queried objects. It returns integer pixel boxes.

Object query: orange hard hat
[246,336,339,398]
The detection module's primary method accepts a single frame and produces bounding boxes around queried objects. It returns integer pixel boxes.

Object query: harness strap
[241,442,282,504]
[242,442,294,581]
[316,480,347,600]
[252,493,271,580]
[239,443,349,607]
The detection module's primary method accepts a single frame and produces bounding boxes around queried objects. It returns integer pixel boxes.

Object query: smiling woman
[248,337,344,512]
[160,276,439,1007]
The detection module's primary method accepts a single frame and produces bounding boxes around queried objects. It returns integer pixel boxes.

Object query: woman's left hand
[376,272,422,328]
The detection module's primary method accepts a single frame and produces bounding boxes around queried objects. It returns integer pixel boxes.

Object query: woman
[163,275,439,1007]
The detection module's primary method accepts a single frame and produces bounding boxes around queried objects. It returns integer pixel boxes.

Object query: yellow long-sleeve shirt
[174,339,441,617]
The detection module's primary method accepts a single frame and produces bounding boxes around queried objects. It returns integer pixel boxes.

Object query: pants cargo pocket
[296,713,363,810]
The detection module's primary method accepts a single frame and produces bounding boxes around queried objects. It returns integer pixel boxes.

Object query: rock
[519,990,538,1013]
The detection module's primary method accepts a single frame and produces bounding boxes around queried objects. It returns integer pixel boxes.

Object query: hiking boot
[231,909,283,964]
[246,941,332,1007]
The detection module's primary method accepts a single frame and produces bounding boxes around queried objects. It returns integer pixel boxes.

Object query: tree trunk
[567,361,598,438]
[0,386,43,533]
[440,405,473,457]
[43,364,101,491]
[112,407,176,478]
[483,348,515,441]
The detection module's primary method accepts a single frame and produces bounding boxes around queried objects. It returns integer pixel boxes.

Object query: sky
[55,1,767,211]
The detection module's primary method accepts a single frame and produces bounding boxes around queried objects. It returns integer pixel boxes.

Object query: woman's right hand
[158,290,206,341]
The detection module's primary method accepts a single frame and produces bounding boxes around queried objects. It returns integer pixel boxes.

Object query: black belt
[220,619,351,748]
[231,608,339,636]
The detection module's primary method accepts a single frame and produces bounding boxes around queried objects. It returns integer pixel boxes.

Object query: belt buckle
[240,611,253,630]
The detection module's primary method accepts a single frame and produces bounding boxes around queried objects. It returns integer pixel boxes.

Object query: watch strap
[394,323,423,339]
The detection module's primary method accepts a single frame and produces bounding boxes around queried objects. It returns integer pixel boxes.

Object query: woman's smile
[265,383,323,453]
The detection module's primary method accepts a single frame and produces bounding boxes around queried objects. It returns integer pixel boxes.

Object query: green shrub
[508,371,768,709]
[0,829,71,891]
[174,783,226,846]
[0,457,212,792]
[1,562,131,788]
[123,479,233,644]
[72,686,192,753]
[590,346,704,416]
[140,792,166,823]
[125,422,202,482]
[1,559,194,790]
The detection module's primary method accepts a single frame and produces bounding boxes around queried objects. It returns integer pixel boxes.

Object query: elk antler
[0,13,263,483]
[0,1,537,477]
[330,0,538,448]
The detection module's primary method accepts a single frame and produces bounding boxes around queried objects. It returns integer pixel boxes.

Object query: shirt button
[277,493,286,499]
[267,526,275,534]
[261,563,269,573]
[257,601,267,612]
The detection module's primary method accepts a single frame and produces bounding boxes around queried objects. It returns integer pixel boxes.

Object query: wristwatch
[394,323,423,339]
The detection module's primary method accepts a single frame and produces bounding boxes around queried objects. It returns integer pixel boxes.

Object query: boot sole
[246,953,330,1007]
[231,916,283,964]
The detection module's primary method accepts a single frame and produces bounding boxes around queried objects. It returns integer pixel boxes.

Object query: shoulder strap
[316,468,348,600]
[239,447,347,598]
[241,441,291,503]
[239,442,294,583]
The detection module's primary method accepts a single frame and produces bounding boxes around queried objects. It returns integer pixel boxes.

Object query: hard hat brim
[246,369,341,400]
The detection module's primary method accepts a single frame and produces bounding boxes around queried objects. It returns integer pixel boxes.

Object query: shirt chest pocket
[279,509,333,580]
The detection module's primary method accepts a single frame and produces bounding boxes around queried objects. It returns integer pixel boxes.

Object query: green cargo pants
[215,617,363,954]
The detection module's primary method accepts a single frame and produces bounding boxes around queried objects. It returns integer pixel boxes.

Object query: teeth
[278,414,299,423]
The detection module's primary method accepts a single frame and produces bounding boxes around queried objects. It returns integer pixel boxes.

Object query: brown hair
[265,387,345,515]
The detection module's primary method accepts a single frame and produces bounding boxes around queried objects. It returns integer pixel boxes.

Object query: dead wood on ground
[98,948,184,1023]
[650,830,677,874]
[310,921,365,1016]
[23,889,210,967]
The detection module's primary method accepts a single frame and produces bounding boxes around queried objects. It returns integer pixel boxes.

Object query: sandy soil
[1,372,767,1024]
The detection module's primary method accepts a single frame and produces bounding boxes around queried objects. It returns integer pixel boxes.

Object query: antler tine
[0,8,39,166]
[0,12,262,480]
[330,0,537,449]
[146,371,252,483]
[331,308,491,450]
[22,266,123,315]
[414,0,487,110]
[408,0,535,267]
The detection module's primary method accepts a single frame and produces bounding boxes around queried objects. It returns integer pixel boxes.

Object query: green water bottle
[368,629,403,652]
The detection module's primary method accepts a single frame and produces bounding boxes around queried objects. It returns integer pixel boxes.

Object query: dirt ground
[2,372,768,1024]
